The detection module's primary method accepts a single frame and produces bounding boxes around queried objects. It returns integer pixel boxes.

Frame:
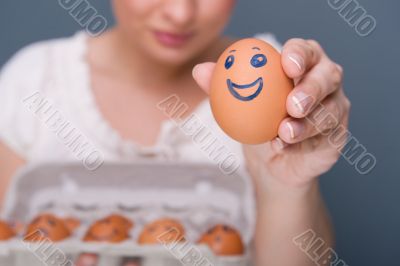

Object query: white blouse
[0,31,281,168]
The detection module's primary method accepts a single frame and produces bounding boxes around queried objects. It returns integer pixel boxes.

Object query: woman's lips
[153,30,193,48]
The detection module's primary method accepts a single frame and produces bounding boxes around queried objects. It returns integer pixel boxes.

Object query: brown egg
[83,215,131,243]
[104,214,133,231]
[64,217,81,232]
[0,220,15,241]
[210,38,293,144]
[24,213,71,242]
[138,218,185,245]
[198,225,244,256]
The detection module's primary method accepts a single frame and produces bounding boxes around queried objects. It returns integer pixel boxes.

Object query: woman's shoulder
[0,32,85,81]
[0,32,86,159]
[0,31,87,111]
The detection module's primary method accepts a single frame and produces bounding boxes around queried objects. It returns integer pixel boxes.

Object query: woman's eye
[251,54,267,68]
[225,55,235,69]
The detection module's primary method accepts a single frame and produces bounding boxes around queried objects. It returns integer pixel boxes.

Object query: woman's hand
[193,38,350,193]
[194,38,347,265]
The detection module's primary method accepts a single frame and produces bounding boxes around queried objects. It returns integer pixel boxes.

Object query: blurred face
[112,0,236,65]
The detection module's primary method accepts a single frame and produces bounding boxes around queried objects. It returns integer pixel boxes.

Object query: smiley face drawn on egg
[225,48,267,101]
[210,38,294,144]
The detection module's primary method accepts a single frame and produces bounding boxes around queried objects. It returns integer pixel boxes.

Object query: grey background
[0,0,398,265]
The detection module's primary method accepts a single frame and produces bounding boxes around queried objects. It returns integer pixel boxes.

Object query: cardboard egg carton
[0,162,255,266]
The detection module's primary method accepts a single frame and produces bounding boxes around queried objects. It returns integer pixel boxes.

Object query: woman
[0,0,350,265]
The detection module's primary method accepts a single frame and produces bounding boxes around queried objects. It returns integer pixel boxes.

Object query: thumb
[192,62,216,95]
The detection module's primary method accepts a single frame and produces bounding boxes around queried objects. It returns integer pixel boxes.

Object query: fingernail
[288,53,304,72]
[292,92,314,114]
[286,121,304,139]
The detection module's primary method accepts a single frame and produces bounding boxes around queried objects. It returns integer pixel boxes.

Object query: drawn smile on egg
[227,77,264,102]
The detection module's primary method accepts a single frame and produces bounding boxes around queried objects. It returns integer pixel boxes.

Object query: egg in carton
[1,162,255,266]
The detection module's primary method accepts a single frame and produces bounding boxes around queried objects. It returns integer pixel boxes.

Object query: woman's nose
[162,0,195,27]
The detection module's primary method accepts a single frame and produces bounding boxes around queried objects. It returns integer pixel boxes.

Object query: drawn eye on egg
[225,54,235,69]
[251,54,267,68]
